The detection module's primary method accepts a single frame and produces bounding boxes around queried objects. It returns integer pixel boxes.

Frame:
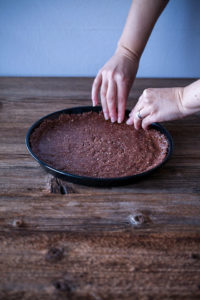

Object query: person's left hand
[126,87,184,130]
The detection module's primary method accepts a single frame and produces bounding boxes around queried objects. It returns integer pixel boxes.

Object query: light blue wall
[0,0,200,77]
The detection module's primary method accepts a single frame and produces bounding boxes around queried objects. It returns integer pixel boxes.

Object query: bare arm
[92,0,169,123]
[117,0,169,61]
[181,79,200,116]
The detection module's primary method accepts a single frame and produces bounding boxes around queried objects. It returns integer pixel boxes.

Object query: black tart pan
[25,106,173,187]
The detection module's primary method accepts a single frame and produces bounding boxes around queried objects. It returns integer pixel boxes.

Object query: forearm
[116,0,169,62]
[180,79,200,115]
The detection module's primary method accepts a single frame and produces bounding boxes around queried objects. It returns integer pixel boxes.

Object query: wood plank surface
[0,77,200,300]
[1,193,200,233]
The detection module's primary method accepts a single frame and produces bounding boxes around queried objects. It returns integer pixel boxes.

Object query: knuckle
[144,97,152,105]
[100,90,106,98]
[115,72,126,82]
[118,97,125,104]
[143,88,153,97]
[118,107,124,114]
[108,95,115,103]
[107,70,114,79]
[101,69,107,77]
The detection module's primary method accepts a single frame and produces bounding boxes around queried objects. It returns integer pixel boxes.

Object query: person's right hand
[92,51,138,123]
[126,87,185,130]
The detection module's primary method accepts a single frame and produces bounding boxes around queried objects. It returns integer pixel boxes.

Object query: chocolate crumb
[30,111,168,178]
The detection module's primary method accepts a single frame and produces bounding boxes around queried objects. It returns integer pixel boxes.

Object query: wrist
[175,86,195,118]
[115,41,140,65]
[180,80,200,116]
[175,87,187,117]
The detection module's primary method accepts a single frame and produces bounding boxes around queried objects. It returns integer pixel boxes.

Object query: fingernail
[118,117,122,124]
[111,117,116,123]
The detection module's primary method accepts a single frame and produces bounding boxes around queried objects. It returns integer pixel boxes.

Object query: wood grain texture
[0,77,200,300]
[1,193,200,233]
[0,77,199,195]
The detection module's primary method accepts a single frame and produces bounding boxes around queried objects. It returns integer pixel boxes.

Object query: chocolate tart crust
[30,111,168,178]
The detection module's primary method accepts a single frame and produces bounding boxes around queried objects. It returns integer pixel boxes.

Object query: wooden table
[0,77,200,300]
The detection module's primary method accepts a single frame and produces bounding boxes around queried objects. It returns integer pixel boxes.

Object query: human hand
[92,51,138,123]
[126,87,185,130]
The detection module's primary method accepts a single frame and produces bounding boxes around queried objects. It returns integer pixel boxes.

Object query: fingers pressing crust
[92,73,102,106]
[134,106,152,129]
[141,115,154,130]
[91,52,139,122]
[117,80,128,123]
[100,77,109,120]
[126,95,143,126]
[107,79,117,122]
[126,88,158,129]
